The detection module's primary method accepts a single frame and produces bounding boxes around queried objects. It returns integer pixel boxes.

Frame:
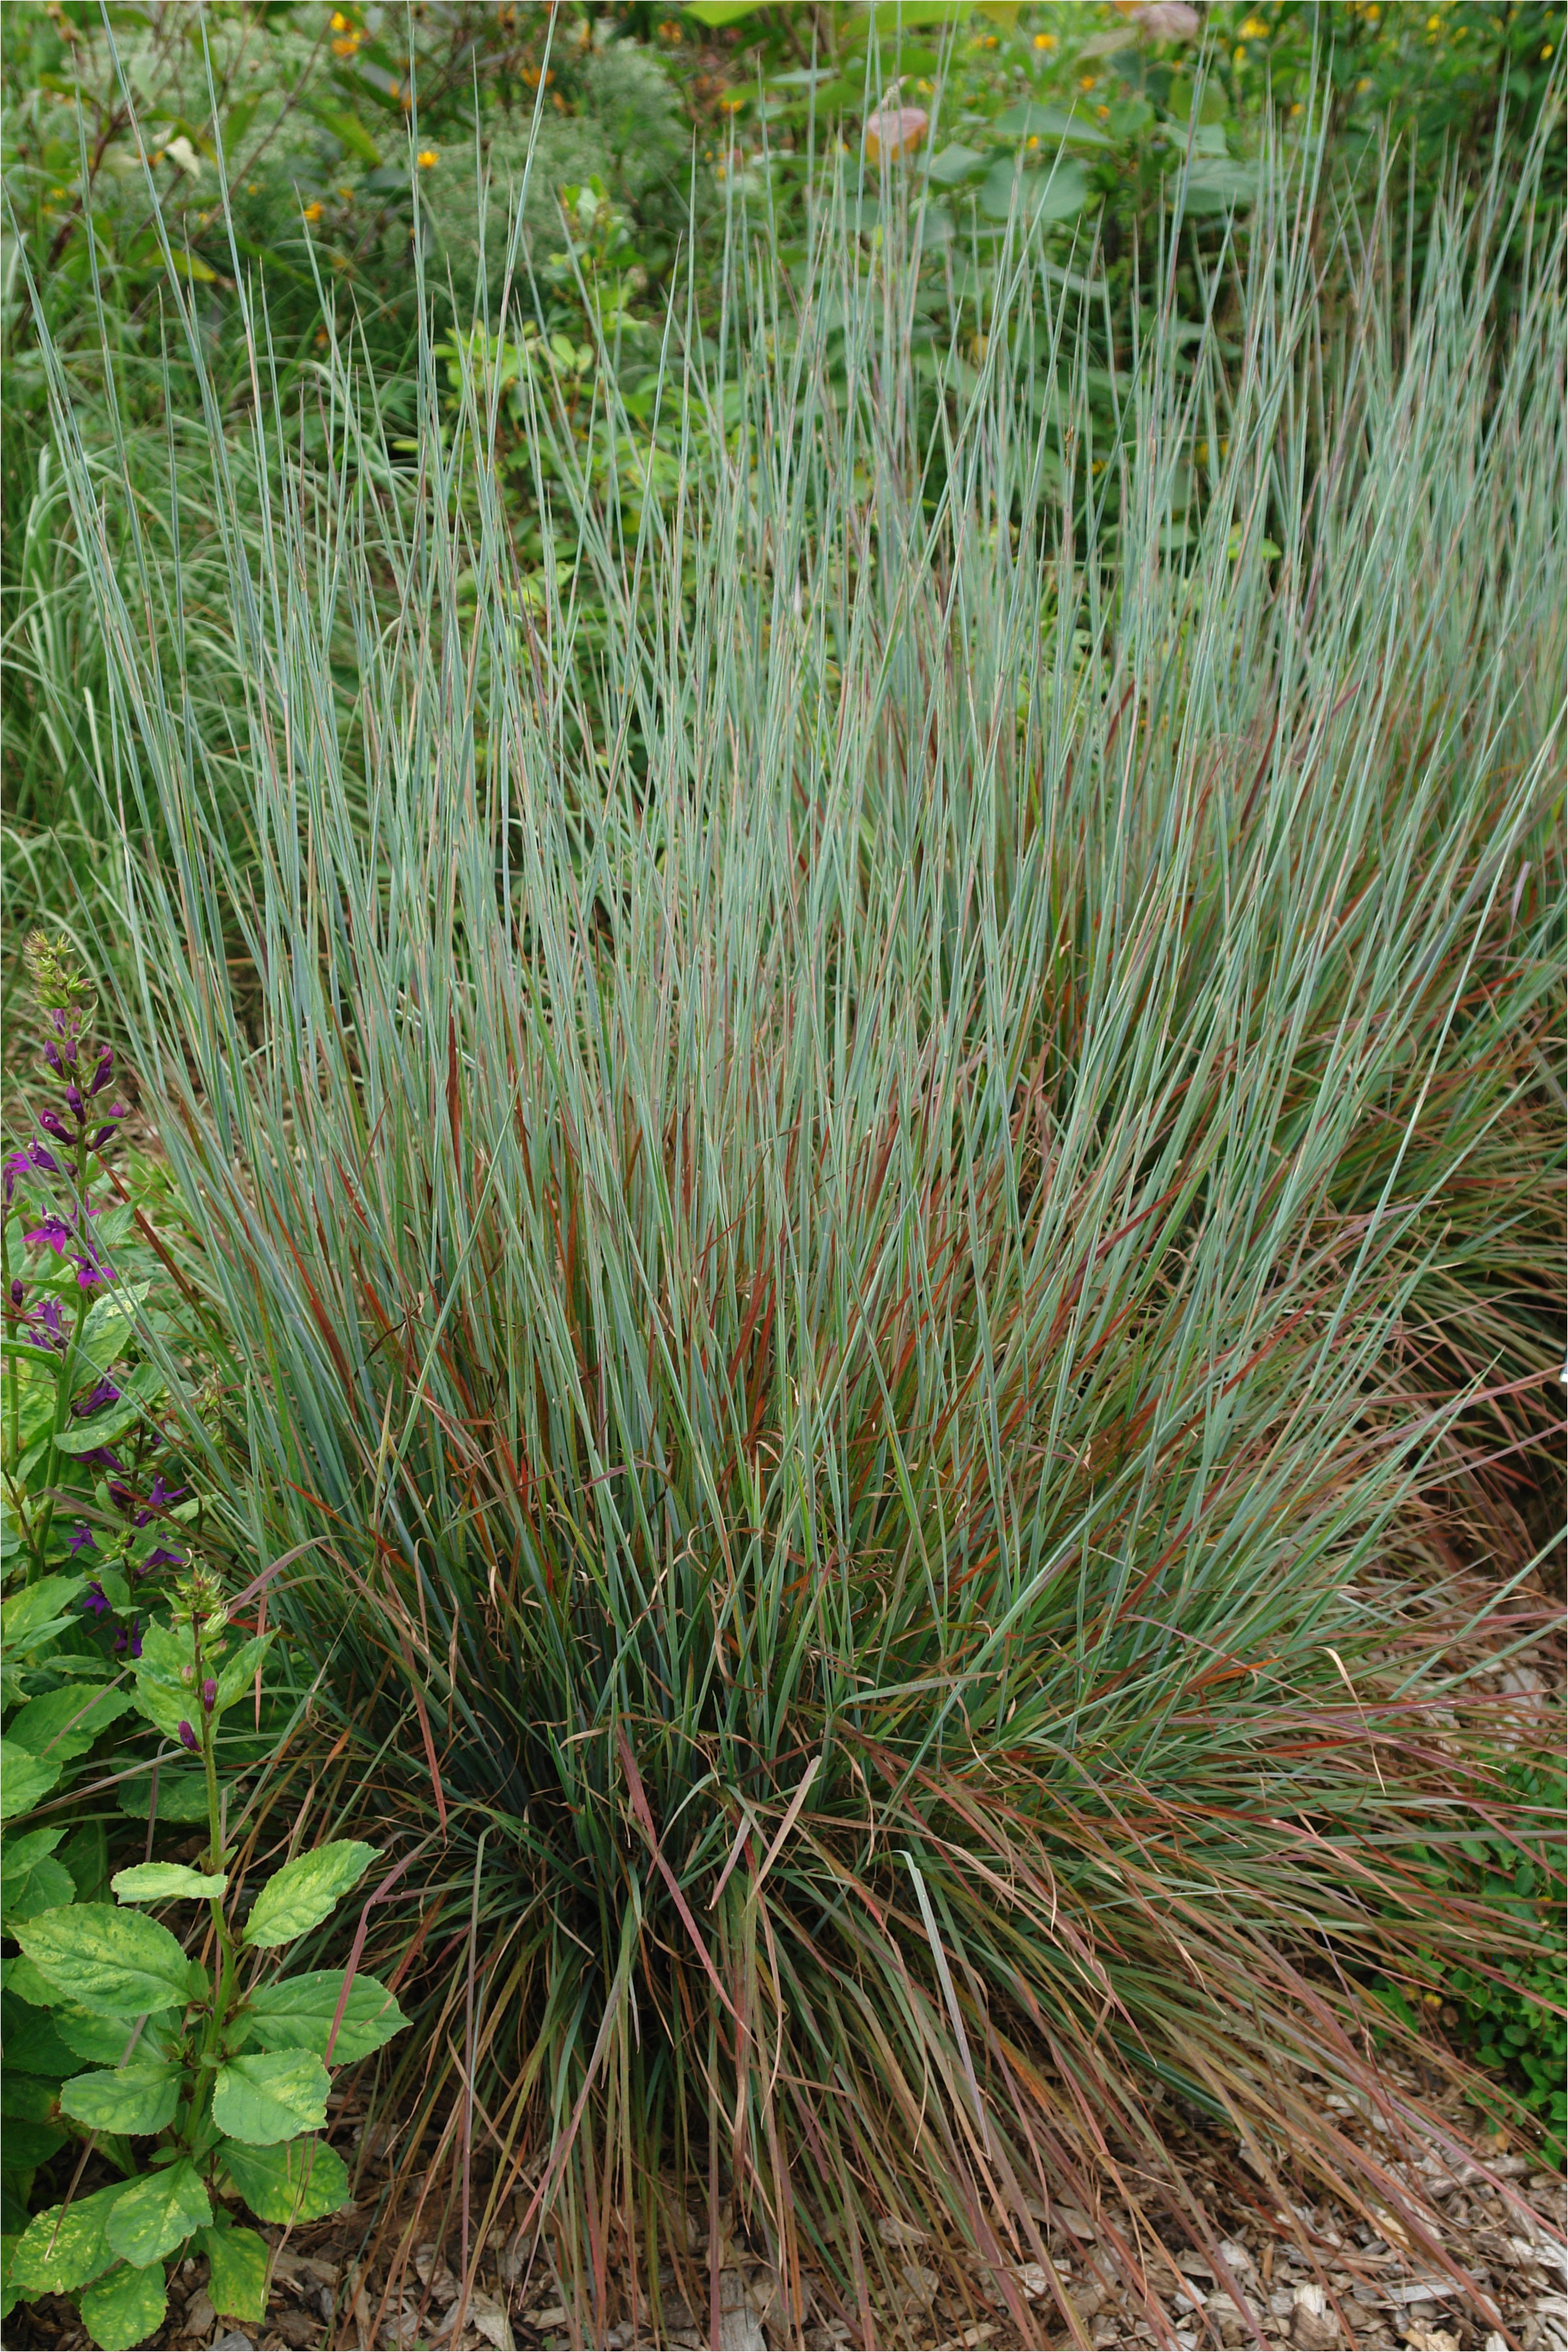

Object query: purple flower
[74,1256,112,1291]
[68,1524,96,1554]
[3,1151,31,1207]
[146,1477,185,1511]
[72,1379,122,1418]
[25,1217,74,1255]
[140,1548,184,1572]
[37,1107,74,1144]
[24,1299,66,1352]
[8,1278,24,1310]
[81,1583,111,1618]
[90,1049,116,1097]
[201,1678,218,1712]
[64,1084,86,1119]
[178,1720,199,1753]
[114,1618,143,1660]
[46,1010,81,1062]
[90,1126,120,1151]
[80,1446,127,1474]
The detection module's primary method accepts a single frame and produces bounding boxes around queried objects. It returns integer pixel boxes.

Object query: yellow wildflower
[1034,31,1056,49]
[330,9,348,27]
[1079,73,1096,90]
[416,148,438,168]
[1238,16,1268,35]
[302,200,323,221]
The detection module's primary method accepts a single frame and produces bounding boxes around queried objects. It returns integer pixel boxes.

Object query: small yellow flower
[302,200,323,221]
[1239,16,1268,37]
[658,18,681,35]
[1233,46,1247,65]
[338,183,354,197]
[1026,133,1040,148]
[1356,75,1371,90]
[1289,100,1303,114]
[332,35,360,56]
[1034,30,1056,49]
[1364,2,1379,17]
[1097,103,1111,116]
[1543,41,1555,56]
[1079,73,1096,90]
[330,8,348,27]
[246,182,258,193]
[1426,12,1440,25]
[720,93,745,110]
[416,148,438,168]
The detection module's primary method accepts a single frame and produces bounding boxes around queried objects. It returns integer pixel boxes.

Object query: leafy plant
[2,1561,408,2351]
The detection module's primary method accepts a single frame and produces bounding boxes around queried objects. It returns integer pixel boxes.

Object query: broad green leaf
[112,1863,227,1903]
[3,1852,74,1927]
[7,1684,133,1763]
[242,1840,376,1949]
[59,2058,182,2136]
[1,1992,80,2077]
[54,2004,170,2066]
[1,1823,67,1875]
[3,2117,67,2166]
[80,2260,169,2352]
[116,1767,215,1823]
[217,2133,350,2225]
[103,2157,209,2266]
[238,1969,409,2063]
[924,142,988,186]
[0,1740,61,1820]
[683,0,766,21]
[54,1396,149,1455]
[199,2223,270,2323]
[992,100,1113,146]
[212,2050,330,2144]
[10,2180,135,2295]
[1,2071,59,2121]
[16,1902,193,2014]
[213,1632,273,1713]
[1,1576,86,1647]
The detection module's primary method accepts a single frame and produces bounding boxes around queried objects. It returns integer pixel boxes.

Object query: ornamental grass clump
[31,116,1565,2344]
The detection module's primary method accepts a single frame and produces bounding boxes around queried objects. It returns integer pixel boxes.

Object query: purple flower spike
[81,1583,111,1618]
[178,1720,199,1753]
[90,1049,116,1096]
[73,1379,122,1418]
[68,1524,97,1554]
[3,1151,31,1207]
[25,1298,66,1352]
[201,1678,218,1712]
[65,1084,86,1119]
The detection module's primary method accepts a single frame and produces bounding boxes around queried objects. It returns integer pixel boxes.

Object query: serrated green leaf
[1,1576,86,1648]
[116,1767,216,1823]
[242,1840,376,1950]
[10,2180,135,2295]
[79,2259,169,2352]
[103,2157,209,2266]
[199,2223,270,2322]
[111,1863,227,1903]
[217,2133,350,2224]
[53,2004,169,2066]
[238,1969,408,2063]
[16,1903,193,2014]
[7,1684,133,1764]
[2,1853,74,1928]
[212,2050,329,2144]
[0,1740,61,1820]
[59,2059,182,2136]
